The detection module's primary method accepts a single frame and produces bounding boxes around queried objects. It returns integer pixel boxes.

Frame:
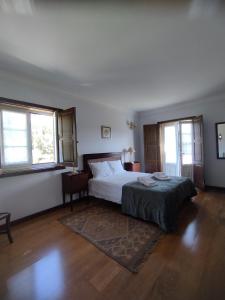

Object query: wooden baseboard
[205,185,225,192]
[10,197,90,226]
[10,204,64,226]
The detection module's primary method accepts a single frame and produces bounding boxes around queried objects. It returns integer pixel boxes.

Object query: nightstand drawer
[69,173,88,193]
[62,172,89,193]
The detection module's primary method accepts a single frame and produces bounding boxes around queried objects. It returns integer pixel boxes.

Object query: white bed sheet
[88,171,150,204]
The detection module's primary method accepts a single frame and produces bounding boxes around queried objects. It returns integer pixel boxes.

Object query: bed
[83,152,197,232]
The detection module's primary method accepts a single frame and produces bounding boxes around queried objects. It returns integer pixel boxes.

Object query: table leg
[70,193,73,211]
[63,192,66,206]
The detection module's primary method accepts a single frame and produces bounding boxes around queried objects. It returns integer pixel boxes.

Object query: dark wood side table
[62,171,89,211]
[124,161,141,172]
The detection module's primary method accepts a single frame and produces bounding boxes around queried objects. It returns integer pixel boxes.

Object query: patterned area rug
[60,199,163,272]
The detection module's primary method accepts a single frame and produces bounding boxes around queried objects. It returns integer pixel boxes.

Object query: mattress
[88,171,149,204]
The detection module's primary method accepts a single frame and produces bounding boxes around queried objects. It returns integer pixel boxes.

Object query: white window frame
[0,105,57,170]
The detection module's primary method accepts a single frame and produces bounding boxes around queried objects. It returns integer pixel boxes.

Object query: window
[164,125,177,164]
[31,113,56,164]
[2,110,29,165]
[0,107,56,168]
[181,122,193,165]
[161,120,193,177]
[0,100,77,172]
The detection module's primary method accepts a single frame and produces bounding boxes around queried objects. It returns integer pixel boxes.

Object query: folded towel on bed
[153,172,171,180]
[137,176,157,187]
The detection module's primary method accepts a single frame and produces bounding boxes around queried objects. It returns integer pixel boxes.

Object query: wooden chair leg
[6,214,13,243]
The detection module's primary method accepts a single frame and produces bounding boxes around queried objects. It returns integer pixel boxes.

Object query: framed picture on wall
[101,126,111,139]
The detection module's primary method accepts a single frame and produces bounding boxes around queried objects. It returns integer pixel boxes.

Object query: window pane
[3,130,27,147]
[4,147,29,164]
[31,113,55,164]
[165,126,177,164]
[2,110,27,130]
[181,123,192,134]
[182,143,192,154]
[181,123,193,165]
[182,134,192,144]
[183,154,192,165]
[2,110,29,165]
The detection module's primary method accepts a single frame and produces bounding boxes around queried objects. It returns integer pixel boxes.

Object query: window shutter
[193,115,205,189]
[144,124,161,173]
[57,107,78,166]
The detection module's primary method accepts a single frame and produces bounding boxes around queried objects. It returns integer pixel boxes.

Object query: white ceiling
[0,1,225,111]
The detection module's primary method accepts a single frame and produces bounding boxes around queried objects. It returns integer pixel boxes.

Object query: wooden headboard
[83,152,122,176]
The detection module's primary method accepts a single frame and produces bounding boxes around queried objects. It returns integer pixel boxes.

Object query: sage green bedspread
[121,177,197,232]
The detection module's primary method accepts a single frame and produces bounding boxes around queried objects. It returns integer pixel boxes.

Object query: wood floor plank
[0,191,225,300]
[90,261,121,292]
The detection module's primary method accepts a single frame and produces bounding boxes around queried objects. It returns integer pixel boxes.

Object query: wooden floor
[0,191,225,300]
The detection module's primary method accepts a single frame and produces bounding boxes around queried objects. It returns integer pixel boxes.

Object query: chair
[0,213,13,243]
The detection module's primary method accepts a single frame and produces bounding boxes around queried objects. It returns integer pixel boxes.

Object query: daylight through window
[0,106,56,168]
[31,113,56,164]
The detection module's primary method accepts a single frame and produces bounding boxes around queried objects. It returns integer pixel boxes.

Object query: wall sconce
[127,120,137,129]
[219,133,222,141]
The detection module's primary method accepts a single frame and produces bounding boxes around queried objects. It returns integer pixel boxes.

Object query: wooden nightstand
[124,162,141,172]
[62,171,89,211]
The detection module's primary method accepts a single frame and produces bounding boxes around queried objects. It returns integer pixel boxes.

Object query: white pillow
[107,160,124,174]
[89,161,113,178]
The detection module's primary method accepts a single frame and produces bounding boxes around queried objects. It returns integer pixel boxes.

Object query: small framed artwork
[101,126,111,139]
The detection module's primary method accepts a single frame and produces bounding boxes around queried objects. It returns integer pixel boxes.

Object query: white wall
[0,75,135,220]
[135,95,225,188]
[217,124,225,158]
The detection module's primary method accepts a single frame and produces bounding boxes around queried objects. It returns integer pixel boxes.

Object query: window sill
[0,165,65,178]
